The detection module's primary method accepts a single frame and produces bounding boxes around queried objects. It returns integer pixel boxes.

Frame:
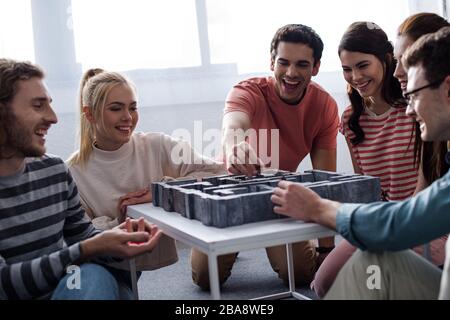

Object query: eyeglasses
[404,78,444,104]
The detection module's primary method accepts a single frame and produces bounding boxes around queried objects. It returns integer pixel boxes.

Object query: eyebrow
[106,101,137,107]
[341,60,370,69]
[32,97,53,103]
[278,58,311,64]
[356,60,370,67]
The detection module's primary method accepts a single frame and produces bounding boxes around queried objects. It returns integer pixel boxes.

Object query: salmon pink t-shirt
[224,77,339,171]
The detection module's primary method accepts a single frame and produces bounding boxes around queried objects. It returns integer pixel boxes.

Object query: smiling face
[406,65,450,141]
[393,35,414,94]
[5,77,57,157]
[88,83,138,151]
[340,50,385,99]
[270,41,320,105]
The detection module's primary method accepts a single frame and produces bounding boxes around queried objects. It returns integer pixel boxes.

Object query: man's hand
[118,188,152,223]
[81,218,162,259]
[119,217,160,246]
[225,141,264,176]
[271,180,339,229]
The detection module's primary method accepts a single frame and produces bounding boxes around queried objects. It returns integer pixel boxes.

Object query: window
[206,0,409,73]
[71,0,201,71]
[0,0,35,62]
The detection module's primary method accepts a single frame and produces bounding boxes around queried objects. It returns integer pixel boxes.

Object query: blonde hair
[68,69,135,166]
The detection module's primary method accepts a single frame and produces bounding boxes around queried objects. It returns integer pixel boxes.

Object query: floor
[137,244,319,300]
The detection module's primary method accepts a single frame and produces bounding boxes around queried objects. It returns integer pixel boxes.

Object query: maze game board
[152,170,381,228]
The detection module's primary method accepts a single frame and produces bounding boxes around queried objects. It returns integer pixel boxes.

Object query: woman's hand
[118,188,152,223]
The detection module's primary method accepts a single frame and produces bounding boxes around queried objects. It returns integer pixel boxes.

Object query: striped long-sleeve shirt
[340,105,418,201]
[0,155,101,300]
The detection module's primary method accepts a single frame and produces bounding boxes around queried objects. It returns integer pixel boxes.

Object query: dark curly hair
[270,24,323,67]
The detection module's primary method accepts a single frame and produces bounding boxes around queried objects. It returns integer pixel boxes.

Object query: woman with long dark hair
[312,20,446,298]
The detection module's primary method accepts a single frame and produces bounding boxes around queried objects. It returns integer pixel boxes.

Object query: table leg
[208,254,221,300]
[286,243,296,293]
[129,258,139,300]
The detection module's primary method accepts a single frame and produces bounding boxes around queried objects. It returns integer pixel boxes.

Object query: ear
[83,106,95,123]
[312,60,321,77]
[445,75,450,98]
[270,57,275,72]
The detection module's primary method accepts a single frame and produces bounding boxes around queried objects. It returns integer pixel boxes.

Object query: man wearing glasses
[271,26,450,299]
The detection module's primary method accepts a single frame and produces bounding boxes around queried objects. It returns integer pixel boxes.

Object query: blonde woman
[67,69,225,274]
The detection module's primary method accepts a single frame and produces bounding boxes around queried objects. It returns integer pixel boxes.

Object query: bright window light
[71,0,201,71]
[206,0,409,73]
[0,0,35,62]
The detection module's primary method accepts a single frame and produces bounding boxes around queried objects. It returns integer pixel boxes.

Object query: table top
[128,203,335,256]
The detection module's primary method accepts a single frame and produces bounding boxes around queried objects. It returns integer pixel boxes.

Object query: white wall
[45,68,354,174]
[40,0,447,174]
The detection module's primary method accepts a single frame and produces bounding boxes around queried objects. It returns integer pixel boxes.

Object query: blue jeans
[51,263,135,300]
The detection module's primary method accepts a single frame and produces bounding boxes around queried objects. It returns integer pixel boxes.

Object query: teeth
[35,129,47,136]
[357,81,369,88]
[284,80,300,85]
[117,127,131,131]
[419,122,425,131]
[356,81,370,89]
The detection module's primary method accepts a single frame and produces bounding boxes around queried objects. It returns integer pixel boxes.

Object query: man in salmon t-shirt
[190,24,340,290]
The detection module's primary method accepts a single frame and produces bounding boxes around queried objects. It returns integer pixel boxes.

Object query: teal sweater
[336,153,450,252]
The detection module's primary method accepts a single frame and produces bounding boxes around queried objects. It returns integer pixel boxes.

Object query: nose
[393,59,406,81]
[122,109,132,121]
[46,104,58,124]
[351,69,363,82]
[285,64,298,78]
[405,101,416,118]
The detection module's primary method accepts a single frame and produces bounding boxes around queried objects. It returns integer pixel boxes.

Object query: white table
[127,203,335,300]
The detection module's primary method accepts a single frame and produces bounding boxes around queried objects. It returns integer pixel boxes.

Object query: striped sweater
[340,105,418,201]
[0,155,100,300]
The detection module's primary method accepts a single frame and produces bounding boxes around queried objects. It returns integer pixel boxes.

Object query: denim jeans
[51,263,136,300]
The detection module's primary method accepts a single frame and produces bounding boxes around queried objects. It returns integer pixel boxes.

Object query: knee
[267,242,317,286]
[313,242,357,298]
[190,250,237,290]
[78,263,120,299]
[53,263,120,300]
[311,272,332,298]
[191,249,210,289]
[192,271,213,290]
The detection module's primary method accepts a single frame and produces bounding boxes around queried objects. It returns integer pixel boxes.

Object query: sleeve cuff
[336,203,362,239]
[69,242,83,262]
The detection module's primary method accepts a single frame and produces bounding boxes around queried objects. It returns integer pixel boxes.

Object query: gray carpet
[137,246,318,300]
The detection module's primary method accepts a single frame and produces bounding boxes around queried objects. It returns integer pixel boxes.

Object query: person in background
[393,11,449,269]
[394,12,449,197]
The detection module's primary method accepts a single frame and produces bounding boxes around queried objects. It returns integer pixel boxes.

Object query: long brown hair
[338,22,405,145]
[398,13,450,184]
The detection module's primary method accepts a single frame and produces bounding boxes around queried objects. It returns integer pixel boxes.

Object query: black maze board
[152,170,381,228]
